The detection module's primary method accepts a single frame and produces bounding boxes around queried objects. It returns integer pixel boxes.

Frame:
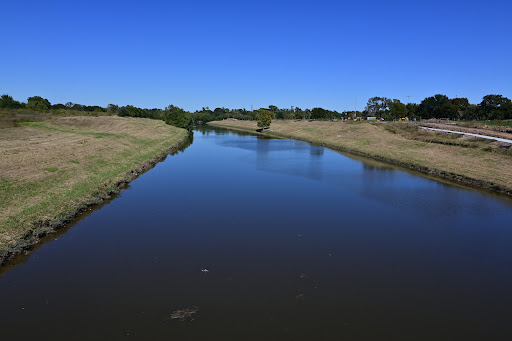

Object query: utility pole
[251,104,253,111]
[406,96,411,103]
[354,99,357,119]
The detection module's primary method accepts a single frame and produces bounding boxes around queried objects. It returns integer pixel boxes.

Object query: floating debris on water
[296,273,310,280]
[170,306,199,322]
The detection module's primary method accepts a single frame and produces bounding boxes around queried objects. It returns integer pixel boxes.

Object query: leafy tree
[118,106,130,117]
[0,94,22,109]
[213,107,229,117]
[192,110,213,124]
[406,103,419,119]
[51,103,66,110]
[72,103,85,111]
[107,104,119,114]
[418,94,450,119]
[479,94,512,120]
[121,105,144,117]
[389,99,408,120]
[257,109,273,128]
[164,105,192,130]
[311,107,330,119]
[26,96,51,112]
[466,104,480,120]
[294,107,304,120]
[268,105,279,114]
[451,97,470,120]
[365,97,391,118]
[442,102,459,120]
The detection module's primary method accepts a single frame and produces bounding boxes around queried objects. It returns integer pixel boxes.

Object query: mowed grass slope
[0,116,188,259]
[209,120,512,193]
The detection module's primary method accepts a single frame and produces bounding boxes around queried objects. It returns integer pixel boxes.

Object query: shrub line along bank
[208,120,512,197]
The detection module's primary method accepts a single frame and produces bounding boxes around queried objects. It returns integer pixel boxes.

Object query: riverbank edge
[0,133,191,267]
[208,121,512,197]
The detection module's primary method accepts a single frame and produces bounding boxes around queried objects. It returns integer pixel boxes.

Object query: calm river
[1,126,512,340]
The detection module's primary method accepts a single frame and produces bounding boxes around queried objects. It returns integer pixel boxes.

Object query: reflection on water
[1,126,512,341]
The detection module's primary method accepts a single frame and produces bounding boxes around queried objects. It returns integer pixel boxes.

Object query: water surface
[1,126,512,340]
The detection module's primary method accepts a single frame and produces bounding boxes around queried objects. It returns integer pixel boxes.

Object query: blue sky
[1,0,511,112]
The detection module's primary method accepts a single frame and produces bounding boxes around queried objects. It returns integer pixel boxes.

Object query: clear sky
[1,0,511,112]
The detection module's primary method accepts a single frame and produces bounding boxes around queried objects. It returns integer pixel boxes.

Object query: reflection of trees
[305,145,324,180]
[170,132,194,155]
[256,137,271,155]
[362,163,378,172]
[309,145,324,159]
[256,137,271,169]
[362,162,393,173]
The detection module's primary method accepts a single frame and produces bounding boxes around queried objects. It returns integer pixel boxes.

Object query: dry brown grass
[0,116,188,257]
[209,120,512,193]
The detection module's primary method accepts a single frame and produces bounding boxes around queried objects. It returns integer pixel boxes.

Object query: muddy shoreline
[209,122,512,197]
[0,134,192,267]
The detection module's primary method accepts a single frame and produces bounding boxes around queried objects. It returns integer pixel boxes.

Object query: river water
[1,126,512,340]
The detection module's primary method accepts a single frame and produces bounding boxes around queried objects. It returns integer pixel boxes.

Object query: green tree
[107,104,119,114]
[479,94,512,120]
[441,101,458,120]
[257,109,273,128]
[26,96,51,112]
[268,105,279,114]
[51,103,66,110]
[0,94,22,109]
[164,105,192,130]
[418,94,450,119]
[451,97,470,120]
[118,106,129,117]
[365,97,391,118]
[294,107,304,120]
[389,99,408,120]
[406,103,419,119]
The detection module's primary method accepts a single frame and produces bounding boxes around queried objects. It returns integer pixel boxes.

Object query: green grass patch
[355,140,370,146]
[19,121,46,128]
[44,167,58,172]
[456,120,512,127]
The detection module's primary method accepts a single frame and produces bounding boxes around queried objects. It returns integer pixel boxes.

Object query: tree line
[2,93,511,131]
[364,94,512,121]
[0,95,195,130]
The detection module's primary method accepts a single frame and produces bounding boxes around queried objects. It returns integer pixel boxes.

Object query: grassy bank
[455,120,512,128]
[0,116,189,265]
[209,120,512,195]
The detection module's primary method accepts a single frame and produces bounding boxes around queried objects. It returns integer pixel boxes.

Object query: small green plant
[257,109,273,128]
[70,160,80,164]
[44,167,58,172]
